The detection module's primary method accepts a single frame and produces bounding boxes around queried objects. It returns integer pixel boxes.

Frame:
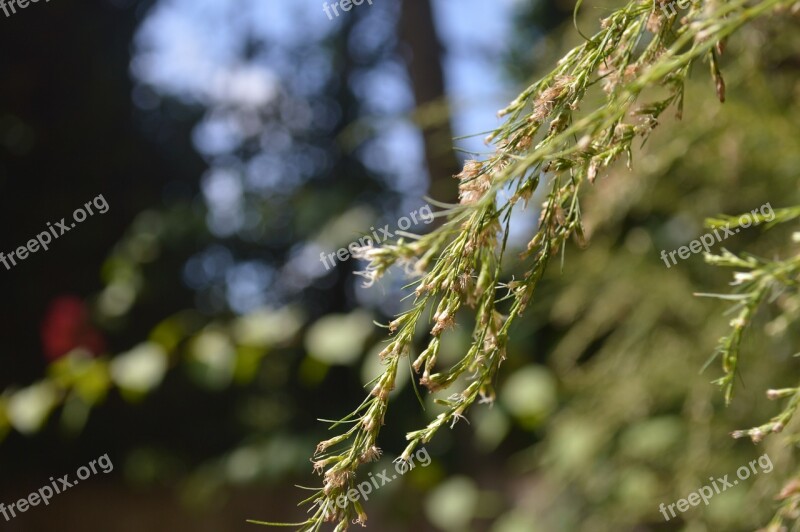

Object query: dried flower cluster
[257,0,799,529]
[701,206,800,529]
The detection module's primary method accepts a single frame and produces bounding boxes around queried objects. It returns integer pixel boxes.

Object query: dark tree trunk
[398,0,460,204]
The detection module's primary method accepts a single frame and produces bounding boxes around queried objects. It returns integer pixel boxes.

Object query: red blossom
[40,295,105,361]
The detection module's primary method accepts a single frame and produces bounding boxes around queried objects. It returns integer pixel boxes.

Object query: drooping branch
[259,0,799,528]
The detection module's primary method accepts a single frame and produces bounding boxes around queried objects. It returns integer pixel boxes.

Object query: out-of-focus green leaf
[305,310,374,365]
[6,382,58,434]
[110,342,168,399]
[424,476,480,531]
[232,306,303,347]
[500,365,557,429]
[188,330,236,389]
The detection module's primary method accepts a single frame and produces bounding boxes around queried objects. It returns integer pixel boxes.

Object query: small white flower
[731,271,754,285]
[351,245,384,262]
[730,317,746,328]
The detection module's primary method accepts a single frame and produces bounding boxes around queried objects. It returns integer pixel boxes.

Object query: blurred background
[0,0,798,530]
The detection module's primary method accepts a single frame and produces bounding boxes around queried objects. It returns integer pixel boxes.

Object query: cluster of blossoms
[258,0,799,528]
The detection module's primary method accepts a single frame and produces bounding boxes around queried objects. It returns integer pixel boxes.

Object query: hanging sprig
[699,245,800,405]
[257,0,799,528]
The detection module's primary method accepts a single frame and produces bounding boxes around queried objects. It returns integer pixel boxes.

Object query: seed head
[359,446,382,463]
[454,160,483,181]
